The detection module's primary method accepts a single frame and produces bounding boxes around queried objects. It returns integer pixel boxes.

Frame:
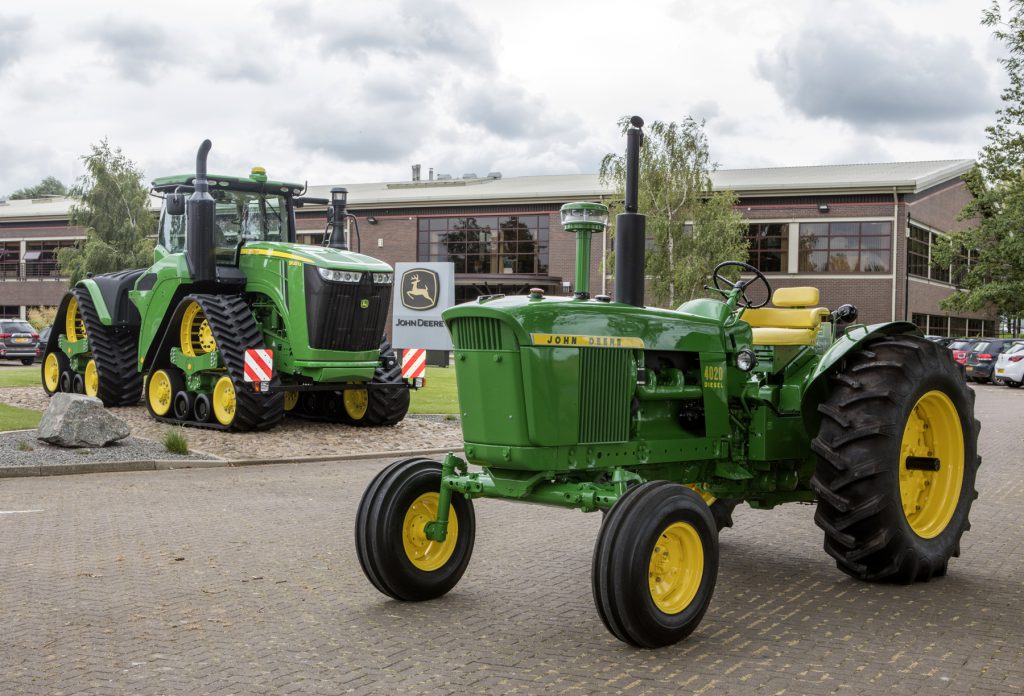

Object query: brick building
[0,159,991,335]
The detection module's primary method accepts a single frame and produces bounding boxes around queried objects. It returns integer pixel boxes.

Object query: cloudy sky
[0,0,1006,196]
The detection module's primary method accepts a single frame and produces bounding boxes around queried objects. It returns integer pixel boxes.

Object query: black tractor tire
[592,481,719,648]
[710,499,740,532]
[73,288,143,407]
[355,457,475,602]
[351,336,411,427]
[811,334,980,583]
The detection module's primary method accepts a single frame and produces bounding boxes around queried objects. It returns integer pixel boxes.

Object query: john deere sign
[392,262,454,350]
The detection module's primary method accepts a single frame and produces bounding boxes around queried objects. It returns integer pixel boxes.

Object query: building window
[949,317,967,336]
[927,314,949,336]
[24,240,76,278]
[746,223,788,272]
[798,221,891,273]
[912,313,928,333]
[0,242,19,280]
[0,305,21,318]
[907,226,929,279]
[417,215,549,275]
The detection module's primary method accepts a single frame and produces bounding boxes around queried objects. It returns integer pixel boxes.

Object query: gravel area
[0,431,216,467]
[2,387,463,461]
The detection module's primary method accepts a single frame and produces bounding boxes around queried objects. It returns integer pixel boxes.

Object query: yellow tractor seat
[742,287,829,346]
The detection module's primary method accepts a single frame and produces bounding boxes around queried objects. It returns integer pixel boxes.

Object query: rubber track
[809,334,981,583]
[153,294,284,432]
[73,288,143,406]
[362,335,411,427]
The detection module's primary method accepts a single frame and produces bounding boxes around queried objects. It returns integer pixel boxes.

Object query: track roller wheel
[211,375,238,427]
[173,390,194,421]
[283,390,299,412]
[356,458,475,601]
[194,393,213,423]
[811,334,980,582]
[593,482,719,648]
[41,351,68,396]
[147,369,184,418]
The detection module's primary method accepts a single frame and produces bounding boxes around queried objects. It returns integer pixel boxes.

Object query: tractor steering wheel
[711,260,772,309]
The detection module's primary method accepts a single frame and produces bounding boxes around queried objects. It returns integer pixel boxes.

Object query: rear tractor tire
[592,482,719,648]
[355,458,475,601]
[811,334,980,583]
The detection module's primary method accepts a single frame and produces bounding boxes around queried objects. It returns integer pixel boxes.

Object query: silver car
[0,319,41,365]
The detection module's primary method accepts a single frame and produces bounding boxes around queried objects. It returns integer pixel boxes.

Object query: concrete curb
[0,446,462,478]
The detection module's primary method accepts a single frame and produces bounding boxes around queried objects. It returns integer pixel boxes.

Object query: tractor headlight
[317,267,362,283]
[372,272,393,285]
[736,348,758,372]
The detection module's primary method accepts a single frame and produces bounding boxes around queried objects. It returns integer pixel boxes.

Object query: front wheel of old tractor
[811,334,980,583]
[592,482,719,648]
[355,458,475,601]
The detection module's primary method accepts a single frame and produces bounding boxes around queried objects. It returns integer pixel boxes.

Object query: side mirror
[165,193,186,216]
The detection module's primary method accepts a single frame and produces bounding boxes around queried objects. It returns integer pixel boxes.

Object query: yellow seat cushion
[743,307,830,330]
[773,287,820,307]
[751,327,818,346]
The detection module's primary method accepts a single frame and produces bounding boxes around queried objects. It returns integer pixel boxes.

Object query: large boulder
[37,393,130,447]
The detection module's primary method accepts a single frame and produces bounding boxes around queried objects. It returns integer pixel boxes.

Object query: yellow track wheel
[65,295,87,343]
[147,370,174,417]
[43,353,61,393]
[212,375,237,426]
[180,301,217,357]
[402,492,459,572]
[84,359,99,398]
[648,521,705,615]
[343,386,369,420]
[284,391,299,412]
[899,390,965,538]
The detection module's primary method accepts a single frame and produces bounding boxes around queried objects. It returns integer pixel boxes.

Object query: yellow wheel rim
[649,521,704,615]
[212,375,236,426]
[84,359,99,397]
[402,492,458,572]
[43,353,61,392]
[343,387,369,420]
[148,370,174,416]
[899,390,965,538]
[284,391,299,412]
[180,301,217,357]
[65,296,87,342]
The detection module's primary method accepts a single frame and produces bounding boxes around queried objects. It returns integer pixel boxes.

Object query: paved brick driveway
[1,384,1021,695]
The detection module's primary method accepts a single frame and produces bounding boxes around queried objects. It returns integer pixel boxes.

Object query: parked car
[0,318,41,365]
[994,342,1024,388]
[39,325,51,344]
[925,335,956,347]
[948,339,976,366]
[965,338,1023,383]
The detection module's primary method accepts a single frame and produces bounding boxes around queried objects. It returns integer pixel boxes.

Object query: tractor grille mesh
[304,265,391,352]
[451,318,506,351]
[578,348,633,443]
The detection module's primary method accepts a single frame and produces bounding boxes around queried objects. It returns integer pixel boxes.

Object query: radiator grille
[578,348,633,443]
[304,265,391,352]
[451,317,506,351]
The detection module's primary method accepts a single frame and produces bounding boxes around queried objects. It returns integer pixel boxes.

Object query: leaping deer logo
[401,269,439,310]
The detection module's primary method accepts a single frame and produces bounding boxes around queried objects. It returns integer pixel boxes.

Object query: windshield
[1,320,34,333]
[159,190,290,256]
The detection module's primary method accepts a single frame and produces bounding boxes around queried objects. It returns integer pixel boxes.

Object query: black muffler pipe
[325,187,350,251]
[615,115,646,307]
[186,139,216,283]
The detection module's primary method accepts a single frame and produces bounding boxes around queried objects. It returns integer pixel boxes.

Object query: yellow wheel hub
[212,375,236,426]
[43,353,61,392]
[84,359,99,397]
[148,370,174,416]
[402,492,458,572]
[343,386,369,420]
[284,391,299,412]
[648,521,704,615]
[899,390,965,538]
[65,296,87,342]
[180,302,217,357]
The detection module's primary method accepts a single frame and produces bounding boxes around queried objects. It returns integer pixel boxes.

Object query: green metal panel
[78,279,112,326]
[520,346,579,446]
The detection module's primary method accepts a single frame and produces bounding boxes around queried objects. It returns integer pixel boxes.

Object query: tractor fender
[76,279,113,326]
[800,321,919,432]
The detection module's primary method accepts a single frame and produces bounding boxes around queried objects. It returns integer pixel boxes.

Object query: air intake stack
[186,140,216,283]
[325,187,349,251]
[615,116,646,307]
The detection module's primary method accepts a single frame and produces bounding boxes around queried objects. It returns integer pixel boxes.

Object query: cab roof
[151,174,305,196]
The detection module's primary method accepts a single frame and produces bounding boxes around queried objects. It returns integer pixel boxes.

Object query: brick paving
[2,387,462,461]
[0,383,1021,695]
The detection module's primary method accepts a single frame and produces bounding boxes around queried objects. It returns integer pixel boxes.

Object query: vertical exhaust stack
[615,116,646,307]
[186,140,216,283]
[325,187,349,251]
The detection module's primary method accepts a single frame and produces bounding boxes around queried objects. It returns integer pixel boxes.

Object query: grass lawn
[0,403,42,432]
[0,366,39,388]
[409,366,459,415]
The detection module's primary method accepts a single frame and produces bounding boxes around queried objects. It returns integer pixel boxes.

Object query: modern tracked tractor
[356,116,981,648]
[42,140,413,431]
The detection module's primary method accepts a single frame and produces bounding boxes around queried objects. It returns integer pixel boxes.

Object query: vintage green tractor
[355,117,980,648]
[41,140,412,430]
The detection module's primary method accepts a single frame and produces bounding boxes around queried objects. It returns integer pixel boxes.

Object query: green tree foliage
[600,117,747,308]
[932,2,1024,330]
[59,140,154,284]
[8,176,67,200]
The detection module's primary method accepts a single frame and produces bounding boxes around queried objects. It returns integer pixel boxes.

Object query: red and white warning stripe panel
[243,348,274,382]
[402,348,426,379]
